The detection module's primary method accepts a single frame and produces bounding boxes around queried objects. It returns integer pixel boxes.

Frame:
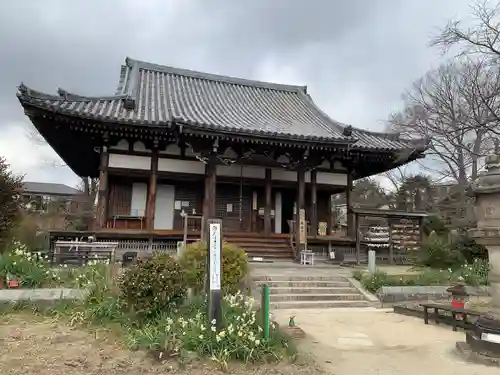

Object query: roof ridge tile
[126,57,307,93]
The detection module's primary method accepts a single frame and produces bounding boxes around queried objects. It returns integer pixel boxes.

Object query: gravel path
[273,307,498,375]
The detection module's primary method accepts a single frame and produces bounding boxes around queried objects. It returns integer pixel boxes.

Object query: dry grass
[0,314,328,375]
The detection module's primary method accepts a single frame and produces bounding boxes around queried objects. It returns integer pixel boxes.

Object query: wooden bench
[420,302,481,331]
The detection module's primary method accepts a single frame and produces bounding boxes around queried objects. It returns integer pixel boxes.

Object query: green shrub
[453,236,488,263]
[452,259,489,286]
[0,240,58,287]
[423,215,449,237]
[359,270,390,293]
[419,235,464,269]
[179,241,249,294]
[125,291,294,368]
[413,268,450,285]
[119,252,187,318]
[0,157,23,253]
[357,262,489,293]
[351,269,364,281]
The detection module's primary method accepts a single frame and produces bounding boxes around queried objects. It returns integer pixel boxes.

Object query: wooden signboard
[299,209,307,244]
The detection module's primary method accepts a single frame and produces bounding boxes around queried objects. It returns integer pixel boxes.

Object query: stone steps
[225,236,294,260]
[253,274,371,309]
[270,293,363,302]
[270,300,372,309]
[255,280,353,288]
[269,286,358,295]
[254,275,351,282]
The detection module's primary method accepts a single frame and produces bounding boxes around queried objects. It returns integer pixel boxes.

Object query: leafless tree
[389,60,494,185]
[429,0,500,140]
[431,0,500,61]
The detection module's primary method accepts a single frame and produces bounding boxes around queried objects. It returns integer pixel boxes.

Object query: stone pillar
[459,152,500,361]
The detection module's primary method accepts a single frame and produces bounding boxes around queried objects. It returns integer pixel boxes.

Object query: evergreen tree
[0,157,23,252]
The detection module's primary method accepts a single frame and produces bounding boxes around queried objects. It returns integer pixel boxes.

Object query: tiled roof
[17,57,429,151]
[22,182,80,196]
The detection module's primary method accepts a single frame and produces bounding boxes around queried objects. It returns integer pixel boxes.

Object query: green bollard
[261,284,270,341]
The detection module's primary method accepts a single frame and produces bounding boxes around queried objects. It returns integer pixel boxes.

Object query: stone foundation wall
[0,288,88,302]
[377,285,490,304]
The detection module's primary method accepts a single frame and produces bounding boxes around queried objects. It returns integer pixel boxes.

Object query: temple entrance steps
[224,234,294,260]
[253,274,372,309]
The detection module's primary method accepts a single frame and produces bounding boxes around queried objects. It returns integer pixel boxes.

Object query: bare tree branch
[430,0,500,59]
[389,60,493,185]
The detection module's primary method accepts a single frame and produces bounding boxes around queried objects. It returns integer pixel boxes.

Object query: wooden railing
[52,240,118,266]
[306,224,348,238]
[182,213,204,245]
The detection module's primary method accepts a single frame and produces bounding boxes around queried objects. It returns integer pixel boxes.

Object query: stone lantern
[461,152,500,362]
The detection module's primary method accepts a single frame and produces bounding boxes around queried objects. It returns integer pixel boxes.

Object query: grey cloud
[0,0,473,184]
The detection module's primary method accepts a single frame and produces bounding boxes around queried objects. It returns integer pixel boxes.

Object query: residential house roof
[22,182,80,196]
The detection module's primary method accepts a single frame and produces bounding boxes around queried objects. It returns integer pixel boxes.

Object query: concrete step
[270,300,372,309]
[255,280,352,288]
[234,242,290,248]
[244,252,293,257]
[253,275,349,282]
[270,293,364,302]
[269,286,357,295]
[248,256,294,261]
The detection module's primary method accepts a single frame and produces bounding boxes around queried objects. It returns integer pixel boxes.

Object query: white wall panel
[109,154,347,186]
[317,172,347,186]
[158,158,205,174]
[108,154,151,170]
[130,182,147,216]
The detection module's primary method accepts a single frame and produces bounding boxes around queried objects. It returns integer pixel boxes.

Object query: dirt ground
[0,314,328,375]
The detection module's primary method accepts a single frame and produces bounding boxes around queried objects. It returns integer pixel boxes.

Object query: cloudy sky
[0,0,474,188]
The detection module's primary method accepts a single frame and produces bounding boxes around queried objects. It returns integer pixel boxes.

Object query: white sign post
[209,223,221,291]
[208,221,222,329]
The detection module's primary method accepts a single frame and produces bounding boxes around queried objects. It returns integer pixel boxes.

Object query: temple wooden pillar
[146,146,159,230]
[264,168,272,236]
[310,169,318,237]
[96,143,109,229]
[202,153,218,237]
[346,171,354,238]
[295,167,306,252]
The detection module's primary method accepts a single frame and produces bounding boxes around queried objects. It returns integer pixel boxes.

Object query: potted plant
[6,273,19,288]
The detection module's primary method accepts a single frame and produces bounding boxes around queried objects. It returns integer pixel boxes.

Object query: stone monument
[458,152,500,363]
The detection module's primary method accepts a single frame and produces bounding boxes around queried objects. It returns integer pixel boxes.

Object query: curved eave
[17,84,356,145]
[17,82,430,154]
[174,119,356,145]
[57,88,128,102]
[17,85,172,129]
[299,91,430,153]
